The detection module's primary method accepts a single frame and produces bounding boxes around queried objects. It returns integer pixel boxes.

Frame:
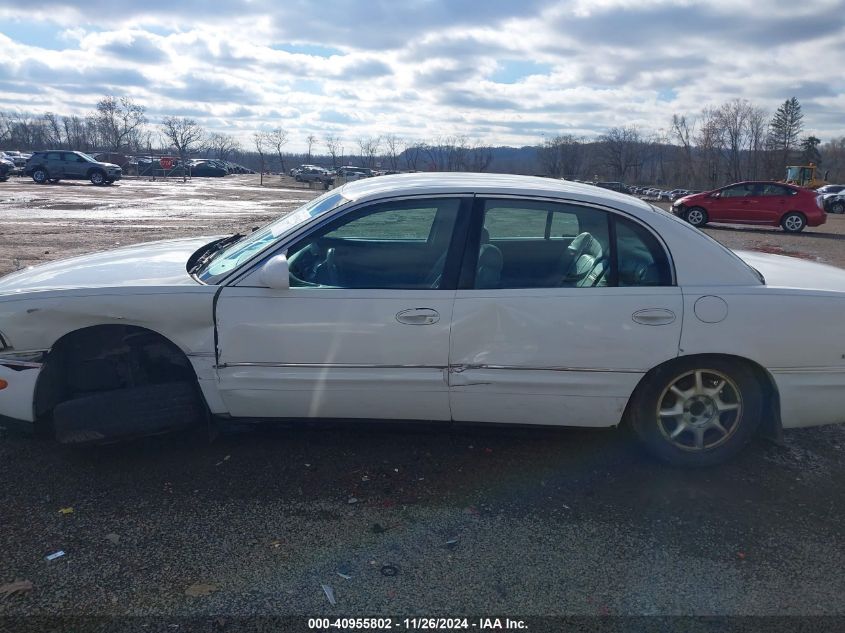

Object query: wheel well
[34,325,199,433]
[622,353,782,441]
[782,210,806,220]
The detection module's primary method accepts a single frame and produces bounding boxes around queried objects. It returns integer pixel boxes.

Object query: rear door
[45,152,64,178]
[756,184,792,223]
[448,197,682,428]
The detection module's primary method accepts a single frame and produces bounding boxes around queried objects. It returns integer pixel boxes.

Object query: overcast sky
[1,0,843,150]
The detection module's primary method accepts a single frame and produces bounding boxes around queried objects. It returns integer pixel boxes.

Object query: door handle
[396,308,440,325]
[632,308,676,326]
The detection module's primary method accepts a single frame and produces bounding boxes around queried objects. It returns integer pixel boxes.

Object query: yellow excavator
[784,163,829,189]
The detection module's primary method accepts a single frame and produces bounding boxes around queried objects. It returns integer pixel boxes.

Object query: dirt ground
[1,174,844,624]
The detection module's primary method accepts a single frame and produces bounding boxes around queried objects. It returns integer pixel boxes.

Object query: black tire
[53,381,205,444]
[89,170,106,185]
[684,206,708,227]
[830,200,845,214]
[32,168,48,184]
[781,212,806,233]
[629,357,762,467]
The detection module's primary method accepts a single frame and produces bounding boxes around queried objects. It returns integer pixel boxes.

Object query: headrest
[481,227,491,244]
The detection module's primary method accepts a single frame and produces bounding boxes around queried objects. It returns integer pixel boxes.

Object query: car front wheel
[830,200,845,214]
[629,358,762,467]
[90,170,106,185]
[781,212,806,233]
[684,206,708,227]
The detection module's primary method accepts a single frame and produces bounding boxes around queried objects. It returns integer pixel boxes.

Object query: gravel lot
[1,175,844,621]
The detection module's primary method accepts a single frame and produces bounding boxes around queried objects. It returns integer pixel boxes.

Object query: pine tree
[800,135,822,165]
[767,97,804,169]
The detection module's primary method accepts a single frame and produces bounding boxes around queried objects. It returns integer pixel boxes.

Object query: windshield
[77,152,98,163]
[197,189,349,282]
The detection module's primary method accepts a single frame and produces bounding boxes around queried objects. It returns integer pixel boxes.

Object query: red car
[671,181,826,233]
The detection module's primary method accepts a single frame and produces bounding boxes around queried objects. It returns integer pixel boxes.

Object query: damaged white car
[1,173,844,466]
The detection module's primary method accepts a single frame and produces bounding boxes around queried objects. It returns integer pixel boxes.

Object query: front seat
[475,228,503,289]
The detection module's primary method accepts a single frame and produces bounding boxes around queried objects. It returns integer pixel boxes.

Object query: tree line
[538,97,843,187]
[1,95,843,186]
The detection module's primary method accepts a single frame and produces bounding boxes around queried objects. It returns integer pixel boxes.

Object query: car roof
[338,172,652,212]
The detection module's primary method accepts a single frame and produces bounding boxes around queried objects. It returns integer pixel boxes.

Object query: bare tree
[538,134,582,178]
[253,132,270,185]
[383,134,401,171]
[96,96,147,152]
[305,134,317,162]
[598,126,644,181]
[357,136,381,168]
[324,134,342,169]
[694,107,726,189]
[402,139,424,171]
[266,128,289,174]
[160,116,205,181]
[671,114,696,185]
[206,132,240,161]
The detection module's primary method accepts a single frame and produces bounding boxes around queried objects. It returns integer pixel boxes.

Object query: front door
[716,183,762,222]
[215,196,469,421]
[449,198,683,427]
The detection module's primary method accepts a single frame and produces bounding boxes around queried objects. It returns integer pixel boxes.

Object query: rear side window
[615,217,672,286]
[467,199,673,290]
[46,152,61,161]
[760,184,791,196]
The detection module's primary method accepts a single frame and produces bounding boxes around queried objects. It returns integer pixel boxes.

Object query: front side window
[720,184,756,198]
[469,200,671,289]
[287,198,461,289]
[198,189,349,282]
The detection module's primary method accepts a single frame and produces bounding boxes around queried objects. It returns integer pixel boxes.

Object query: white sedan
[1,173,844,466]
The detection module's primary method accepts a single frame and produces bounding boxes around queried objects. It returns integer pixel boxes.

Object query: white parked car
[1,173,844,466]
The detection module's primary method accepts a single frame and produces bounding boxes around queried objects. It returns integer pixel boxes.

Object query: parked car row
[629,186,702,201]
[289,164,382,183]
[817,184,845,214]
[0,150,31,173]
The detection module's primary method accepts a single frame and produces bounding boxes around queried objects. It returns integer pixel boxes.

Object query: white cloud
[0,1,843,149]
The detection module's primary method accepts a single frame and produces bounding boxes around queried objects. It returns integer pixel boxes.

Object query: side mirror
[710,191,721,198]
[259,254,290,290]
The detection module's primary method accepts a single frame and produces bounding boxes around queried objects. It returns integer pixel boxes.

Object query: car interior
[286,199,668,290]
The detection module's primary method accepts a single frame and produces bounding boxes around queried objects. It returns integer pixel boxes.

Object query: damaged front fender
[0,350,45,424]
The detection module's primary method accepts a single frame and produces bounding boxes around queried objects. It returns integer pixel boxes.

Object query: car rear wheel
[629,358,762,467]
[781,212,806,233]
[90,170,106,185]
[684,206,708,227]
[32,168,48,184]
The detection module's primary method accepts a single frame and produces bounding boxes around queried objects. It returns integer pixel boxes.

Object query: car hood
[736,250,845,292]
[97,162,121,169]
[0,236,221,295]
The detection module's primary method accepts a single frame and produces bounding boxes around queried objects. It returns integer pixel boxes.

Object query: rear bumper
[774,369,845,428]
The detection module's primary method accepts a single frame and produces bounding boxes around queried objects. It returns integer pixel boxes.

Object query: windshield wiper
[188,233,244,275]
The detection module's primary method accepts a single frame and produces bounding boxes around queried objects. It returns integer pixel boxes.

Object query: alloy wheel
[656,369,742,451]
